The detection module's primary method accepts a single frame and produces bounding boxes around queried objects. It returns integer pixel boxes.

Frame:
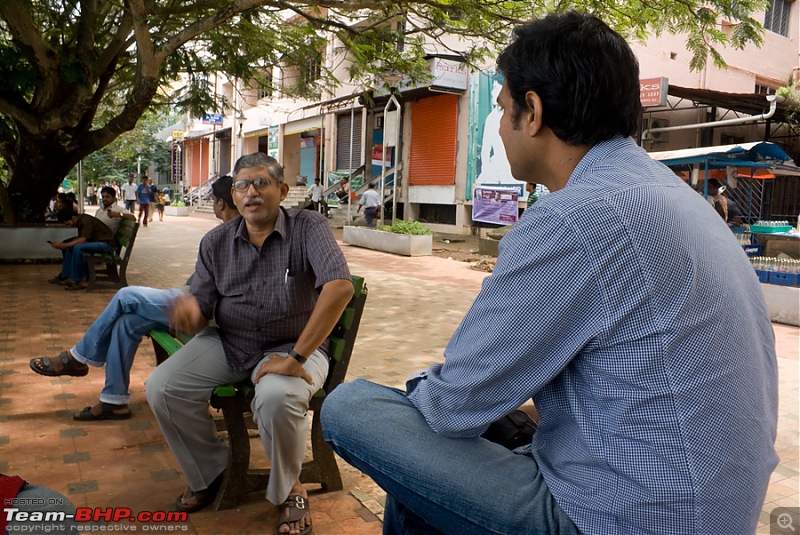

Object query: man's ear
[524,91,544,137]
[279,183,289,200]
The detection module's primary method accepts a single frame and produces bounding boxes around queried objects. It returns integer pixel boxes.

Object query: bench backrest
[116,219,139,260]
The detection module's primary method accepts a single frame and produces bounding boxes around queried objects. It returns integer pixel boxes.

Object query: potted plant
[164,200,189,217]
[343,220,433,256]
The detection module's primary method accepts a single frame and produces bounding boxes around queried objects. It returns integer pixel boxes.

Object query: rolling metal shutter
[336,111,363,171]
[408,94,458,185]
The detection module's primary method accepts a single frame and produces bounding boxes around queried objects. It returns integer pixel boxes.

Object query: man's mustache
[244,197,264,207]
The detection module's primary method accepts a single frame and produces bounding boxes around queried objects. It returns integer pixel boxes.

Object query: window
[755,84,777,95]
[765,0,790,36]
[255,71,273,100]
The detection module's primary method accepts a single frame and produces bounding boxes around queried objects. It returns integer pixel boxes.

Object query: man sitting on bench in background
[145,153,352,535]
[94,185,135,234]
[46,206,116,291]
[29,176,239,421]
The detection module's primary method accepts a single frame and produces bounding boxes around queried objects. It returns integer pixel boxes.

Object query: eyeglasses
[233,177,273,192]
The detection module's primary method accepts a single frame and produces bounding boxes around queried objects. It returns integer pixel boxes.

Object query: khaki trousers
[145,326,329,504]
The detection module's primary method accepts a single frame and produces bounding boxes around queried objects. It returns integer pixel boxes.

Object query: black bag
[481,410,538,450]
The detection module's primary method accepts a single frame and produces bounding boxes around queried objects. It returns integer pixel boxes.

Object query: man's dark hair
[100,186,116,198]
[497,12,641,146]
[56,205,76,223]
[211,175,234,209]
[367,182,375,189]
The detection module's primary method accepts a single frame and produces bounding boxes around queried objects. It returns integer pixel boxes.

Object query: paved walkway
[0,211,797,534]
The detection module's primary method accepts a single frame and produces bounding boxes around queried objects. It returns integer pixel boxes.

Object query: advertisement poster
[466,71,527,201]
[472,186,519,225]
[267,126,279,160]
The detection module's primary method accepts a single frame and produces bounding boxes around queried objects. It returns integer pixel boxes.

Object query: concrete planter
[164,205,190,217]
[760,282,800,326]
[0,225,77,261]
[343,226,432,257]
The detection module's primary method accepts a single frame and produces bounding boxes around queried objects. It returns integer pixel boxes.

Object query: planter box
[343,226,432,257]
[164,205,190,217]
[0,225,77,261]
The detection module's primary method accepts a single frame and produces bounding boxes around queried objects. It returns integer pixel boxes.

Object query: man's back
[496,137,778,533]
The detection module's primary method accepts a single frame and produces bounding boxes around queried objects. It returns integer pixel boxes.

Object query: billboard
[466,71,528,201]
[472,186,519,225]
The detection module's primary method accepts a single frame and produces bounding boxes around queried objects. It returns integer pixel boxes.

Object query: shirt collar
[233,207,289,244]
[568,136,636,185]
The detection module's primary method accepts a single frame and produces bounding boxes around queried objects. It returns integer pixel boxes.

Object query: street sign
[172,130,185,141]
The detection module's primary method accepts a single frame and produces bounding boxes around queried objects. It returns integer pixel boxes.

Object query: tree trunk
[0,180,15,225]
[5,135,80,223]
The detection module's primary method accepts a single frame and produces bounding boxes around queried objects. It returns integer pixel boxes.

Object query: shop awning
[649,141,796,172]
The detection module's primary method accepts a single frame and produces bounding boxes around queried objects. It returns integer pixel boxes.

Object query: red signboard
[640,77,668,107]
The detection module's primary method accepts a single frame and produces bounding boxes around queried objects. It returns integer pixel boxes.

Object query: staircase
[282,186,310,210]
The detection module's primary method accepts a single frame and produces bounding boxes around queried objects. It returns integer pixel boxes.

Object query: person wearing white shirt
[357,182,381,227]
[121,176,138,212]
[94,186,134,234]
[306,178,324,213]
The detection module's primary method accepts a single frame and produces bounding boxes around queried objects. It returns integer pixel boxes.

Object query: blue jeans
[364,206,378,227]
[71,286,184,405]
[321,380,579,535]
[60,241,114,282]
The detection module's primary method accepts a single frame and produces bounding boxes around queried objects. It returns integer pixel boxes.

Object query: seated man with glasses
[146,153,353,535]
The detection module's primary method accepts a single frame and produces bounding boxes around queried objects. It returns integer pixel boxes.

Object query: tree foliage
[0,0,768,222]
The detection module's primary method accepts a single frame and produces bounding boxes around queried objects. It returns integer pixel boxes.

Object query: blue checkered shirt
[407,137,778,534]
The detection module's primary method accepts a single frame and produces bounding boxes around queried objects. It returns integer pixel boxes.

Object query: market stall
[650,141,800,255]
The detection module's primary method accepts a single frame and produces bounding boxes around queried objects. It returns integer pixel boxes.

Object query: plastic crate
[742,244,762,257]
[768,271,800,286]
[750,225,793,234]
[754,269,770,283]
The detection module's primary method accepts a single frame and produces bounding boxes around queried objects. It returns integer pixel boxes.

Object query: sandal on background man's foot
[278,495,312,535]
[64,280,87,291]
[29,351,89,377]
[174,471,225,513]
[73,402,132,421]
[48,275,68,285]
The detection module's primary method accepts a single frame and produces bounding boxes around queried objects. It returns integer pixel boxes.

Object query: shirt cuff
[405,370,428,395]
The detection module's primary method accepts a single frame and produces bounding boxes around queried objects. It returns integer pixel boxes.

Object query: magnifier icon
[778,512,796,532]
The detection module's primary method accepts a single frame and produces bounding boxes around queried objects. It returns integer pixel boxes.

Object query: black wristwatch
[288,348,307,364]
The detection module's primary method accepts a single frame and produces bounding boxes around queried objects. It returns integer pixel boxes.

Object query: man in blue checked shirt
[321,12,778,535]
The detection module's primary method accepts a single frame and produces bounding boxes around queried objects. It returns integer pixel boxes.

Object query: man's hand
[253,353,313,385]
[48,241,65,250]
[169,294,207,335]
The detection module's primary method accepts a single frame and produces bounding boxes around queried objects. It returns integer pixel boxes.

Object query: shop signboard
[640,77,668,107]
[472,186,519,225]
[202,113,223,125]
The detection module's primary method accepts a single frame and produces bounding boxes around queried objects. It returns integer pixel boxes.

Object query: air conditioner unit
[642,117,669,145]
[648,118,670,143]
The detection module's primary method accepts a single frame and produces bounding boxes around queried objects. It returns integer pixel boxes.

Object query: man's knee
[251,379,308,423]
[144,367,168,409]
[321,380,377,436]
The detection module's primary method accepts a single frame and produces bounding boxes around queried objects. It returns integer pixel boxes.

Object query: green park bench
[83,219,139,291]
[149,275,367,510]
